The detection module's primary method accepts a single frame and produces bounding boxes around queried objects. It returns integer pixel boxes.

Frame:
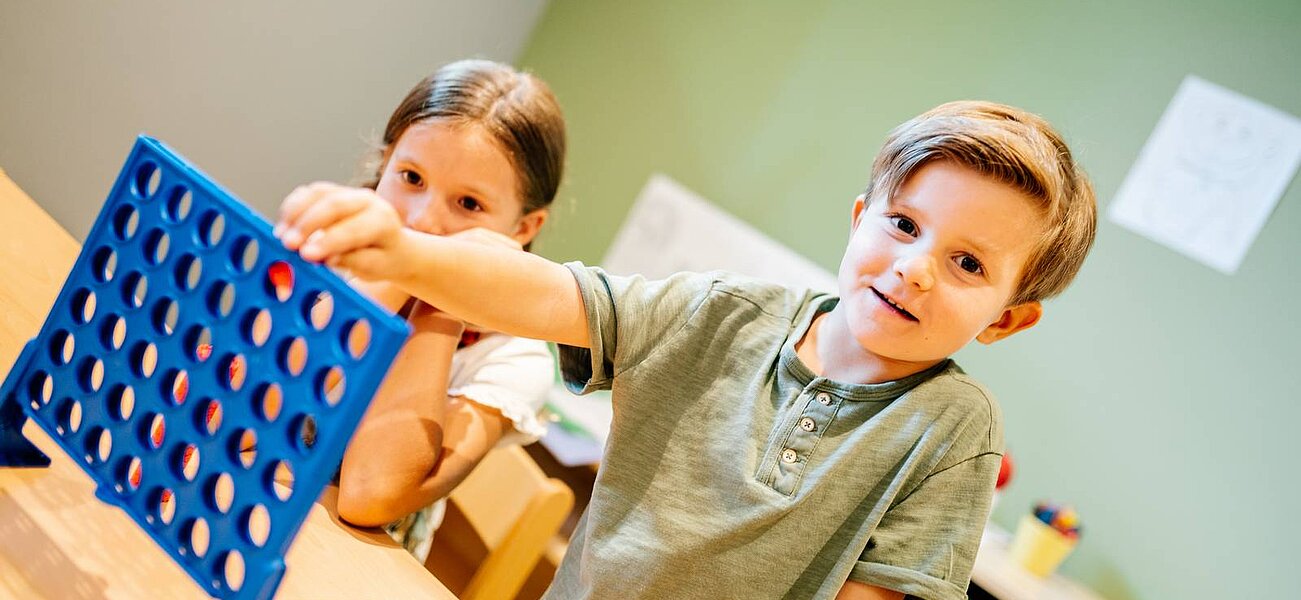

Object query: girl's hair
[359,59,567,229]
[863,101,1097,305]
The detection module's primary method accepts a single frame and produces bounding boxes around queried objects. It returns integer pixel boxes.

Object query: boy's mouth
[871,288,919,322]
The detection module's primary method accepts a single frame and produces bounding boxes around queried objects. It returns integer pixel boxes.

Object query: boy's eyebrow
[889,196,996,257]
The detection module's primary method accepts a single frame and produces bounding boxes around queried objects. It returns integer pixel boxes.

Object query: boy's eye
[956,255,983,274]
[400,170,422,186]
[889,215,918,236]
[457,196,483,212]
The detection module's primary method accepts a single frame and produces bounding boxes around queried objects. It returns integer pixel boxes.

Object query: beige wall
[0,1,548,239]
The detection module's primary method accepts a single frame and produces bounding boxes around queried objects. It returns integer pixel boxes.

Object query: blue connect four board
[0,136,409,599]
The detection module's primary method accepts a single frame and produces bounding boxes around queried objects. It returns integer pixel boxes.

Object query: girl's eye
[400,170,422,186]
[956,255,983,274]
[457,196,483,212]
[889,215,918,236]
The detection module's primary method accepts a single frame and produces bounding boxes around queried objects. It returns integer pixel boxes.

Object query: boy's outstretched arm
[275,182,590,348]
[836,581,903,600]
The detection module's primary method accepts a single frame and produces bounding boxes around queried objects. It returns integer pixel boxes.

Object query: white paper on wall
[601,174,838,292]
[1108,75,1301,274]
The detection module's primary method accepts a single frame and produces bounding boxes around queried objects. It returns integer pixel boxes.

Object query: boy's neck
[795,306,945,385]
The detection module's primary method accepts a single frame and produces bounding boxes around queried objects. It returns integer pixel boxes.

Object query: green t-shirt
[548,265,1004,600]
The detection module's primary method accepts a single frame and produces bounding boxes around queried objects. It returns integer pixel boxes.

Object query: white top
[446,332,553,445]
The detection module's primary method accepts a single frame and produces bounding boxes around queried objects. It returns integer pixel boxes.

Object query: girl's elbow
[336,475,414,527]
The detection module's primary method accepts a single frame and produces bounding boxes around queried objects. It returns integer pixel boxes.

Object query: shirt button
[781,448,798,463]
[816,392,832,405]
[799,417,816,432]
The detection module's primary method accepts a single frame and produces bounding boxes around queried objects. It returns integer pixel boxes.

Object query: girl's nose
[405,195,447,235]
[894,252,936,292]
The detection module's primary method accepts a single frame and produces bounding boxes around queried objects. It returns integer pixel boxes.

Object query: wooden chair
[424,445,574,600]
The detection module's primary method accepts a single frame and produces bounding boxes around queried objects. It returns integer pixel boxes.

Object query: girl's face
[375,120,547,246]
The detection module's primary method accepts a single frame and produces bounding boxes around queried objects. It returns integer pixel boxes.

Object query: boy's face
[838,160,1044,367]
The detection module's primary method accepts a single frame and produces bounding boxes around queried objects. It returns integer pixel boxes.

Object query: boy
[275,100,1097,599]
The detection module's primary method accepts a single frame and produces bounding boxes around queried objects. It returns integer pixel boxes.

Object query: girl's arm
[336,302,462,527]
[276,183,589,348]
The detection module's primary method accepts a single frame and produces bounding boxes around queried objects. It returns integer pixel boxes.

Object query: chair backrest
[425,445,574,600]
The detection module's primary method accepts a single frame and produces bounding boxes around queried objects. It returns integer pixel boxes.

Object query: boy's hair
[358,59,567,240]
[863,101,1097,305]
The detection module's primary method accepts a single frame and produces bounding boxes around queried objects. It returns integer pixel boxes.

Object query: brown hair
[358,59,566,246]
[863,101,1096,305]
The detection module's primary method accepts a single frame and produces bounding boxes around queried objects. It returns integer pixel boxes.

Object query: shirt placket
[766,386,840,496]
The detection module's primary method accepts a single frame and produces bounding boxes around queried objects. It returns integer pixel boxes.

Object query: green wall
[520,2,1299,598]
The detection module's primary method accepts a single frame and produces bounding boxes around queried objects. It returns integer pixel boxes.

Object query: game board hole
[199,211,226,248]
[179,444,201,481]
[267,261,293,302]
[124,272,148,308]
[270,460,295,501]
[166,187,192,223]
[109,384,135,420]
[222,550,245,592]
[154,488,177,525]
[306,291,334,330]
[146,413,166,450]
[56,398,82,436]
[200,399,223,436]
[281,337,307,377]
[144,229,170,266]
[185,325,213,363]
[151,298,179,337]
[29,372,53,406]
[50,330,75,365]
[134,161,161,199]
[113,205,140,241]
[293,414,317,453]
[79,357,105,393]
[210,473,235,514]
[72,289,97,324]
[245,504,270,547]
[223,355,247,391]
[236,429,258,469]
[320,366,345,407]
[86,427,112,463]
[345,319,371,359]
[231,236,259,274]
[257,383,282,422]
[245,308,272,347]
[186,518,211,558]
[209,282,236,319]
[175,254,202,291]
[101,314,127,351]
[168,369,190,405]
[132,342,158,378]
[91,246,117,283]
[123,456,143,493]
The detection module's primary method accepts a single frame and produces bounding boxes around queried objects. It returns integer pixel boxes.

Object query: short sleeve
[448,336,553,446]
[556,263,714,394]
[849,452,1001,600]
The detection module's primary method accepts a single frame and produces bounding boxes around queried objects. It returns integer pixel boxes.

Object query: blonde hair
[863,101,1096,305]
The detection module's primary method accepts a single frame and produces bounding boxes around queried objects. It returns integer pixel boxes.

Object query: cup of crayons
[1008,501,1082,577]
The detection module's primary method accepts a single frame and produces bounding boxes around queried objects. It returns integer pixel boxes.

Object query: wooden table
[0,168,455,599]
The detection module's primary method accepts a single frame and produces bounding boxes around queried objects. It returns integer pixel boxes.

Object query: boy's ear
[851,194,868,231]
[512,208,549,246]
[977,301,1043,345]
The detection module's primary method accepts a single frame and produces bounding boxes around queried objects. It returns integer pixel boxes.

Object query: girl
[311,59,567,561]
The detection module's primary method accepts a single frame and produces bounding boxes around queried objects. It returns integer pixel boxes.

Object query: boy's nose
[895,253,936,291]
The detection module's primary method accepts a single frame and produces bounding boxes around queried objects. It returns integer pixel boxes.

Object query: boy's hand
[275,182,408,280]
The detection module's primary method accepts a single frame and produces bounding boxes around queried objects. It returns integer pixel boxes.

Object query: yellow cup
[1008,514,1077,577]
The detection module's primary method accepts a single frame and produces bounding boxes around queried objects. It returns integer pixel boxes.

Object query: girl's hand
[275,182,407,280]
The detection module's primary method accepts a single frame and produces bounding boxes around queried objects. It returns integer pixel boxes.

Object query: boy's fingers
[287,192,373,250]
[277,182,335,232]
[299,207,392,262]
